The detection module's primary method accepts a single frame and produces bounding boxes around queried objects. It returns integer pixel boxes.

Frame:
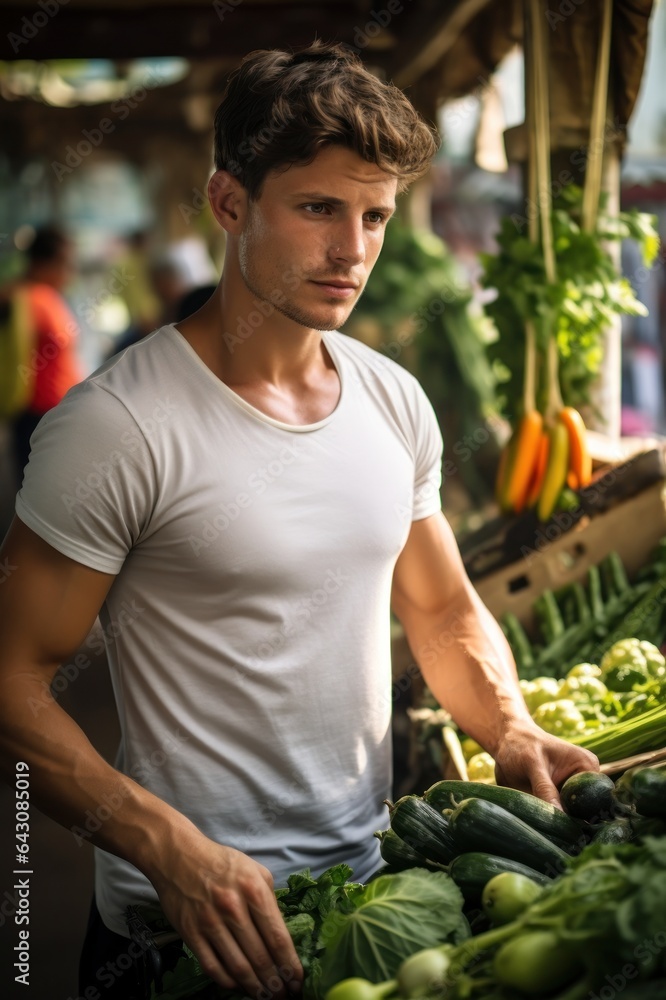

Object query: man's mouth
[310,279,359,298]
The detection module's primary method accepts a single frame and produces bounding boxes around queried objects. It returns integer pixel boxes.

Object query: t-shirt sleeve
[411,382,444,521]
[15,381,157,574]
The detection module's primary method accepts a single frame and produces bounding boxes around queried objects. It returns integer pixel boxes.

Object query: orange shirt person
[9,226,83,483]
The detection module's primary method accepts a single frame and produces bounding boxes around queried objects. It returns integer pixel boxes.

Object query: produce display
[501,543,666,679]
[135,765,666,999]
[323,765,666,1000]
[132,527,666,1000]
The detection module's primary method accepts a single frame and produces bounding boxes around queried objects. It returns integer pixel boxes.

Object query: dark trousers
[78,896,145,1000]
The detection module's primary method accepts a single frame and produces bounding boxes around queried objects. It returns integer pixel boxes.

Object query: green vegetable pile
[326,835,666,1000]
[502,543,666,683]
[272,862,469,996]
[522,634,666,726]
[501,538,666,680]
[133,864,470,1000]
[134,762,666,999]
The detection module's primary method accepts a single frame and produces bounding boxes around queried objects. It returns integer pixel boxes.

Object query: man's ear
[208,170,248,235]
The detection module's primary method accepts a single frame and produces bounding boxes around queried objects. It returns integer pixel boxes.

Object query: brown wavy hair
[213,40,439,198]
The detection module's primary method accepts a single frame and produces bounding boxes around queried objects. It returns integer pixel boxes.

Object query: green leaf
[150,952,212,1000]
[316,869,469,991]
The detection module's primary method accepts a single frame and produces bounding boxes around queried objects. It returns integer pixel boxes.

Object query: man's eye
[305,204,328,215]
[366,213,385,224]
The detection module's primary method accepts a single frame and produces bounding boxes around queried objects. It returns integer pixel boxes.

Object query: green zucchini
[423,780,583,852]
[535,590,565,645]
[630,815,666,839]
[616,982,666,1000]
[447,851,551,904]
[591,818,634,845]
[559,771,615,822]
[374,828,433,871]
[386,795,457,864]
[588,564,605,621]
[447,797,571,877]
[613,763,666,819]
[502,613,535,677]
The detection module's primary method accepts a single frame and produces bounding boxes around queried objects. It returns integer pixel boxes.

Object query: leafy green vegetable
[275,863,364,983]
[149,943,213,1000]
[316,869,469,994]
[442,836,666,998]
[483,185,660,422]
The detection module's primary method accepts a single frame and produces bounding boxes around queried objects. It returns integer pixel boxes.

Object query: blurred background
[0,1,665,996]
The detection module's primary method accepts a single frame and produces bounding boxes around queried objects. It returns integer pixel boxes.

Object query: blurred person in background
[113,229,162,347]
[109,241,217,357]
[175,282,217,322]
[1,225,83,484]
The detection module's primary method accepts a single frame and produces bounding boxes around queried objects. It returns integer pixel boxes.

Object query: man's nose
[328,222,366,266]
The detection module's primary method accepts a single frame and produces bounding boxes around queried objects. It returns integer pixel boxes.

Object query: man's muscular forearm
[0,671,188,867]
[401,586,532,757]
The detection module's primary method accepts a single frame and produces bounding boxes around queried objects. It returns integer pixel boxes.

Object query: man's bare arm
[0,517,302,995]
[391,512,598,804]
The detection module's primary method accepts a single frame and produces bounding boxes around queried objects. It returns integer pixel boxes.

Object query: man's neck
[175,286,341,426]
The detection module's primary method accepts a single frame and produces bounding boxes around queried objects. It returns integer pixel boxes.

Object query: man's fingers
[207,919,277,997]
[189,936,237,990]
[530,772,562,808]
[250,896,304,987]
[226,915,294,998]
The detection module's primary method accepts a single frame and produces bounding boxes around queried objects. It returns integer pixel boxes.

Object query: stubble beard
[238,228,358,333]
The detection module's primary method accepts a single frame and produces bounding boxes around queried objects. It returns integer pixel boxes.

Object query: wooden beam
[390,0,494,88]
[1,4,368,60]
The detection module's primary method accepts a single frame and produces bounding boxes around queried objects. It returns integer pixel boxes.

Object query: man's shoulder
[49,325,180,432]
[88,325,174,392]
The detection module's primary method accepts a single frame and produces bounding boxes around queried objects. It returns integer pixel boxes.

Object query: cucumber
[374,828,432,870]
[630,815,666,839]
[613,763,666,819]
[447,851,551,904]
[387,795,457,864]
[447,797,571,877]
[423,780,583,852]
[560,771,615,821]
[502,613,535,677]
[591,818,634,845]
[617,983,666,1000]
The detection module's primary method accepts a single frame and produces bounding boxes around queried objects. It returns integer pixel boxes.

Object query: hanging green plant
[482,185,659,423]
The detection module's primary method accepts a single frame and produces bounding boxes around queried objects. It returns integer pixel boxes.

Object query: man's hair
[213,40,439,198]
[25,225,69,264]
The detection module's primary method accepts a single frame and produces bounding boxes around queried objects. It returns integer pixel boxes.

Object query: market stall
[1,2,664,998]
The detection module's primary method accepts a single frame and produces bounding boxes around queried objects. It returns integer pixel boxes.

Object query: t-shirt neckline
[168,324,344,433]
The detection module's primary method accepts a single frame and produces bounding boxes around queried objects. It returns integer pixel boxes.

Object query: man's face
[236,145,398,332]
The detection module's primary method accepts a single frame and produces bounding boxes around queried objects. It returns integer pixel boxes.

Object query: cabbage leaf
[315,869,469,993]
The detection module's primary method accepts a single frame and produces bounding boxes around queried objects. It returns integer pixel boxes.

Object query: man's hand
[150,833,303,997]
[493,719,600,808]
[391,513,601,811]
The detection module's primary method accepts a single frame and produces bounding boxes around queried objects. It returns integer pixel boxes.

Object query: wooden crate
[474,480,666,633]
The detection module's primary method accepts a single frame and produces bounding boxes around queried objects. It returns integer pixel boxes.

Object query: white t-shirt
[16,324,443,936]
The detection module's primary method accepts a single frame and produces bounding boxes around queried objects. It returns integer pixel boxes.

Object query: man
[0,41,597,998]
